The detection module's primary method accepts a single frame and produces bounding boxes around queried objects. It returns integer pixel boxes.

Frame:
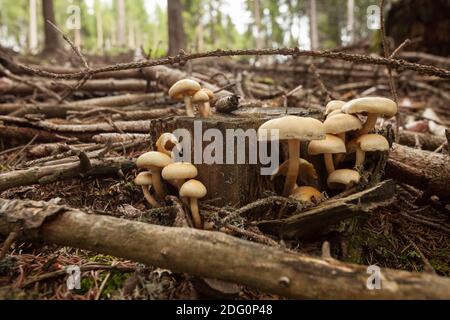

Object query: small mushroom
[324,113,362,164]
[162,162,198,195]
[134,172,160,208]
[271,158,318,185]
[326,109,344,118]
[193,88,214,118]
[308,134,346,175]
[168,79,201,117]
[354,134,390,167]
[156,133,179,156]
[291,186,323,203]
[324,100,345,116]
[342,97,397,135]
[327,169,360,190]
[258,116,325,196]
[179,179,207,229]
[136,151,173,199]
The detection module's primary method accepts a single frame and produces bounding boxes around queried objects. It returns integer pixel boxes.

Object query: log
[0,157,135,193]
[399,130,447,151]
[0,93,167,117]
[0,79,149,95]
[257,180,396,238]
[1,197,449,299]
[386,143,450,201]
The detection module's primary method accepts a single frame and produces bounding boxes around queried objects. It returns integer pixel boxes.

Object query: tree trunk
[41,0,62,54]
[346,0,355,44]
[309,0,319,50]
[29,0,38,53]
[1,198,450,299]
[96,2,104,52]
[116,0,126,47]
[167,0,186,56]
[253,0,263,49]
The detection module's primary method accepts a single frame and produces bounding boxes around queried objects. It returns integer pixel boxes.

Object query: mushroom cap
[292,186,323,203]
[168,79,201,100]
[192,89,211,103]
[162,162,198,180]
[357,134,390,152]
[308,134,346,155]
[324,113,363,134]
[156,133,179,155]
[134,172,153,186]
[137,151,173,170]
[271,158,318,181]
[325,100,345,115]
[258,116,326,141]
[327,169,361,189]
[202,88,215,100]
[326,109,344,118]
[179,179,207,199]
[342,97,398,118]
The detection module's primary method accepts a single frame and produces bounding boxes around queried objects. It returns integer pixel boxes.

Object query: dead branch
[6,47,450,80]
[0,157,135,193]
[399,130,447,151]
[1,197,449,299]
[386,143,450,201]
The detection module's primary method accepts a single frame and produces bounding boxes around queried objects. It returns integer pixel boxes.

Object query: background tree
[42,0,62,54]
[167,0,186,55]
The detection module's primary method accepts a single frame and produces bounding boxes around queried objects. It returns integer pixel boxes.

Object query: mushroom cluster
[168,79,215,118]
[135,133,207,229]
[258,96,397,202]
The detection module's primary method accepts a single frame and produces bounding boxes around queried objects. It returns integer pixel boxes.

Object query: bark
[41,0,62,54]
[346,0,355,44]
[167,0,186,56]
[95,0,104,51]
[0,157,135,193]
[386,143,450,201]
[1,198,449,299]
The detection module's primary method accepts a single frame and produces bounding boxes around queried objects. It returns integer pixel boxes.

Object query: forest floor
[0,46,449,299]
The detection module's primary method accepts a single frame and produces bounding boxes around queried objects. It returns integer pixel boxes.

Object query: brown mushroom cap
[134,172,153,186]
[202,88,215,100]
[168,79,201,100]
[308,134,346,155]
[327,169,360,189]
[162,162,198,181]
[356,134,390,152]
[292,186,323,203]
[179,179,207,198]
[324,114,363,134]
[258,116,326,141]
[156,133,179,155]
[325,100,346,115]
[192,89,210,104]
[137,151,173,169]
[342,97,398,118]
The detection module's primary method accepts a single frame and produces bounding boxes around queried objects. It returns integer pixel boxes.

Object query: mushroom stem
[355,148,366,167]
[283,140,300,197]
[324,154,335,175]
[334,133,346,165]
[184,96,195,117]
[359,114,379,135]
[172,179,190,206]
[151,170,166,199]
[141,186,161,208]
[189,198,203,229]
[199,102,211,118]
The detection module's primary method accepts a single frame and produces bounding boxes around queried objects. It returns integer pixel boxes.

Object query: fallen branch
[399,130,447,151]
[1,198,449,299]
[386,143,450,201]
[0,157,135,193]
